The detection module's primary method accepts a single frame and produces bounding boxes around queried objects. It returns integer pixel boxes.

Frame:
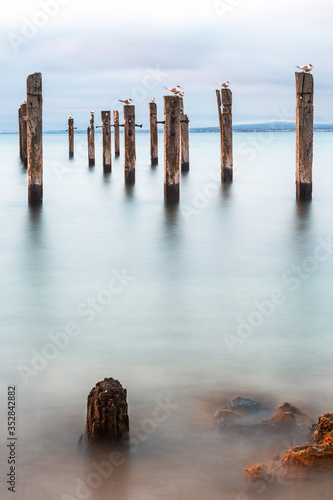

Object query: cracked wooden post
[21,103,28,168]
[180,100,189,172]
[101,111,112,173]
[296,72,313,201]
[124,105,135,184]
[113,110,120,157]
[164,95,181,202]
[87,111,95,167]
[149,102,158,165]
[68,116,74,159]
[27,73,43,204]
[221,88,233,182]
[84,377,129,446]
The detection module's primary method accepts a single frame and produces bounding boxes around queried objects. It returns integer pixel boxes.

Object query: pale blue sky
[1,0,332,131]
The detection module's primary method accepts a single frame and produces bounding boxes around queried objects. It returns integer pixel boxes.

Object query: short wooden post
[68,117,74,159]
[113,110,120,157]
[87,112,95,167]
[164,95,181,202]
[180,101,190,172]
[123,105,135,184]
[101,111,112,173]
[149,102,158,165]
[21,103,28,168]
[296,72,313,201]
[27,73,43,204]
[84,378,129,446]
[221,88,233,182]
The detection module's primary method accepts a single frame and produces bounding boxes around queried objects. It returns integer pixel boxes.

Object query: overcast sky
[1,0,332,131]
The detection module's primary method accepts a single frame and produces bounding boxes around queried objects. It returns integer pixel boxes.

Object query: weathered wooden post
[216,89,223,172]
[21,103,28,168]
[84,377,129,446]
[68,116,74,159]
[180,100,190,172]
[27,73,43,204]
[113,110,120,157]
[149,102,158,165]
[101,111,112,173]
[123,105,136,184]
[221,89,233,182]
[164,95,181,202]
[18,106,23,161]
[295,72,313,200]
[87,111,95,167]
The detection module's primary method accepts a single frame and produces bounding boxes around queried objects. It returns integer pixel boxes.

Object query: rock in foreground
[245,413,333,485]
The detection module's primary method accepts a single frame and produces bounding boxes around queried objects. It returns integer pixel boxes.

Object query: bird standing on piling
[296,64,313,72]
[90,110,94,114]
[219,82,230,88]
[150,98,155,103]
[119,99,133,105]
[165,86,183,95]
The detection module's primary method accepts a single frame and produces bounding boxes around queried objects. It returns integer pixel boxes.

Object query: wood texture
[164,95,181,202]
[101,111,112,172]
[124,105,135,184]
[296,72,313,200]
[27,73,43,204]
[149,102,158,165]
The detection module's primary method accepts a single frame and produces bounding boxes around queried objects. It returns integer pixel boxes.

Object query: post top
[27,72,42,96]
[164,94,181,113]
[221,88,232,105]
[295,72,314,94]
[124,105,135,116]
[101,110,111,118]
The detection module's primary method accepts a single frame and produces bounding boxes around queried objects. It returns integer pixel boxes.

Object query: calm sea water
[1,131,333,499]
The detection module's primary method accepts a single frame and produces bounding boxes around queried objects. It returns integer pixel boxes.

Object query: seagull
[68,114,72,119]
[119,99,132,105]
[150,98,155,103]
[90,110,94,114]
[219,81,230,88]
[165,86,183,95]
[22,99,27,104]
[296,64,313,73]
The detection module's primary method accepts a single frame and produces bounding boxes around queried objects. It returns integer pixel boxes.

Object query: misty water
[1,131,333,500]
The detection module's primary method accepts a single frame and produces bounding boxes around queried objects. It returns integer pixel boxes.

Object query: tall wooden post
[180,100,189,172]
[149,102,158,165]
[113,110,120,157]
[87,112,95,167]
[101,111,112,173]
[68,117,74,159]
[216,89,223,172]
[18,106,23,161]
[27,73,43,204]
[21,103,28,168]
[296,72,313,201]
[164,95,181,202]
[221,88,233,182]
[124,105,135,184]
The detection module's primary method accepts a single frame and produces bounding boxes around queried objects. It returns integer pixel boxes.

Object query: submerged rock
[230,396,262,414]
[245,413,333,485]
[259,402,312,436]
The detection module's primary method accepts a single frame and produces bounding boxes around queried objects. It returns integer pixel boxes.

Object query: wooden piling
[18,106,22,161]
[87,112,95,167]
[221,88,233,182]
[123,105,135,184]
[113,110,120,157]
[27,73,43,204]
[101,111,112,173]
[164,95,181,202]
[21,103,28,168]
[296,72,313,201]
[149,102,158,165]
[180,101,189,172]
[84,378,129,446]
[68,117,74,159]
[216,89,223,170]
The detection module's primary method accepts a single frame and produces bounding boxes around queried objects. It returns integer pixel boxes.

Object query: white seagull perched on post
[90,110,94,114]
[150,98,155,103]
[219,82,230,88]
[165,85,183,95]
[68,114,72,119]
[119,99,132,105]
[296,64,313,73]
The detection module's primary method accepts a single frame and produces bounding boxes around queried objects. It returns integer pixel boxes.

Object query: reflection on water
[1,133,333,499]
